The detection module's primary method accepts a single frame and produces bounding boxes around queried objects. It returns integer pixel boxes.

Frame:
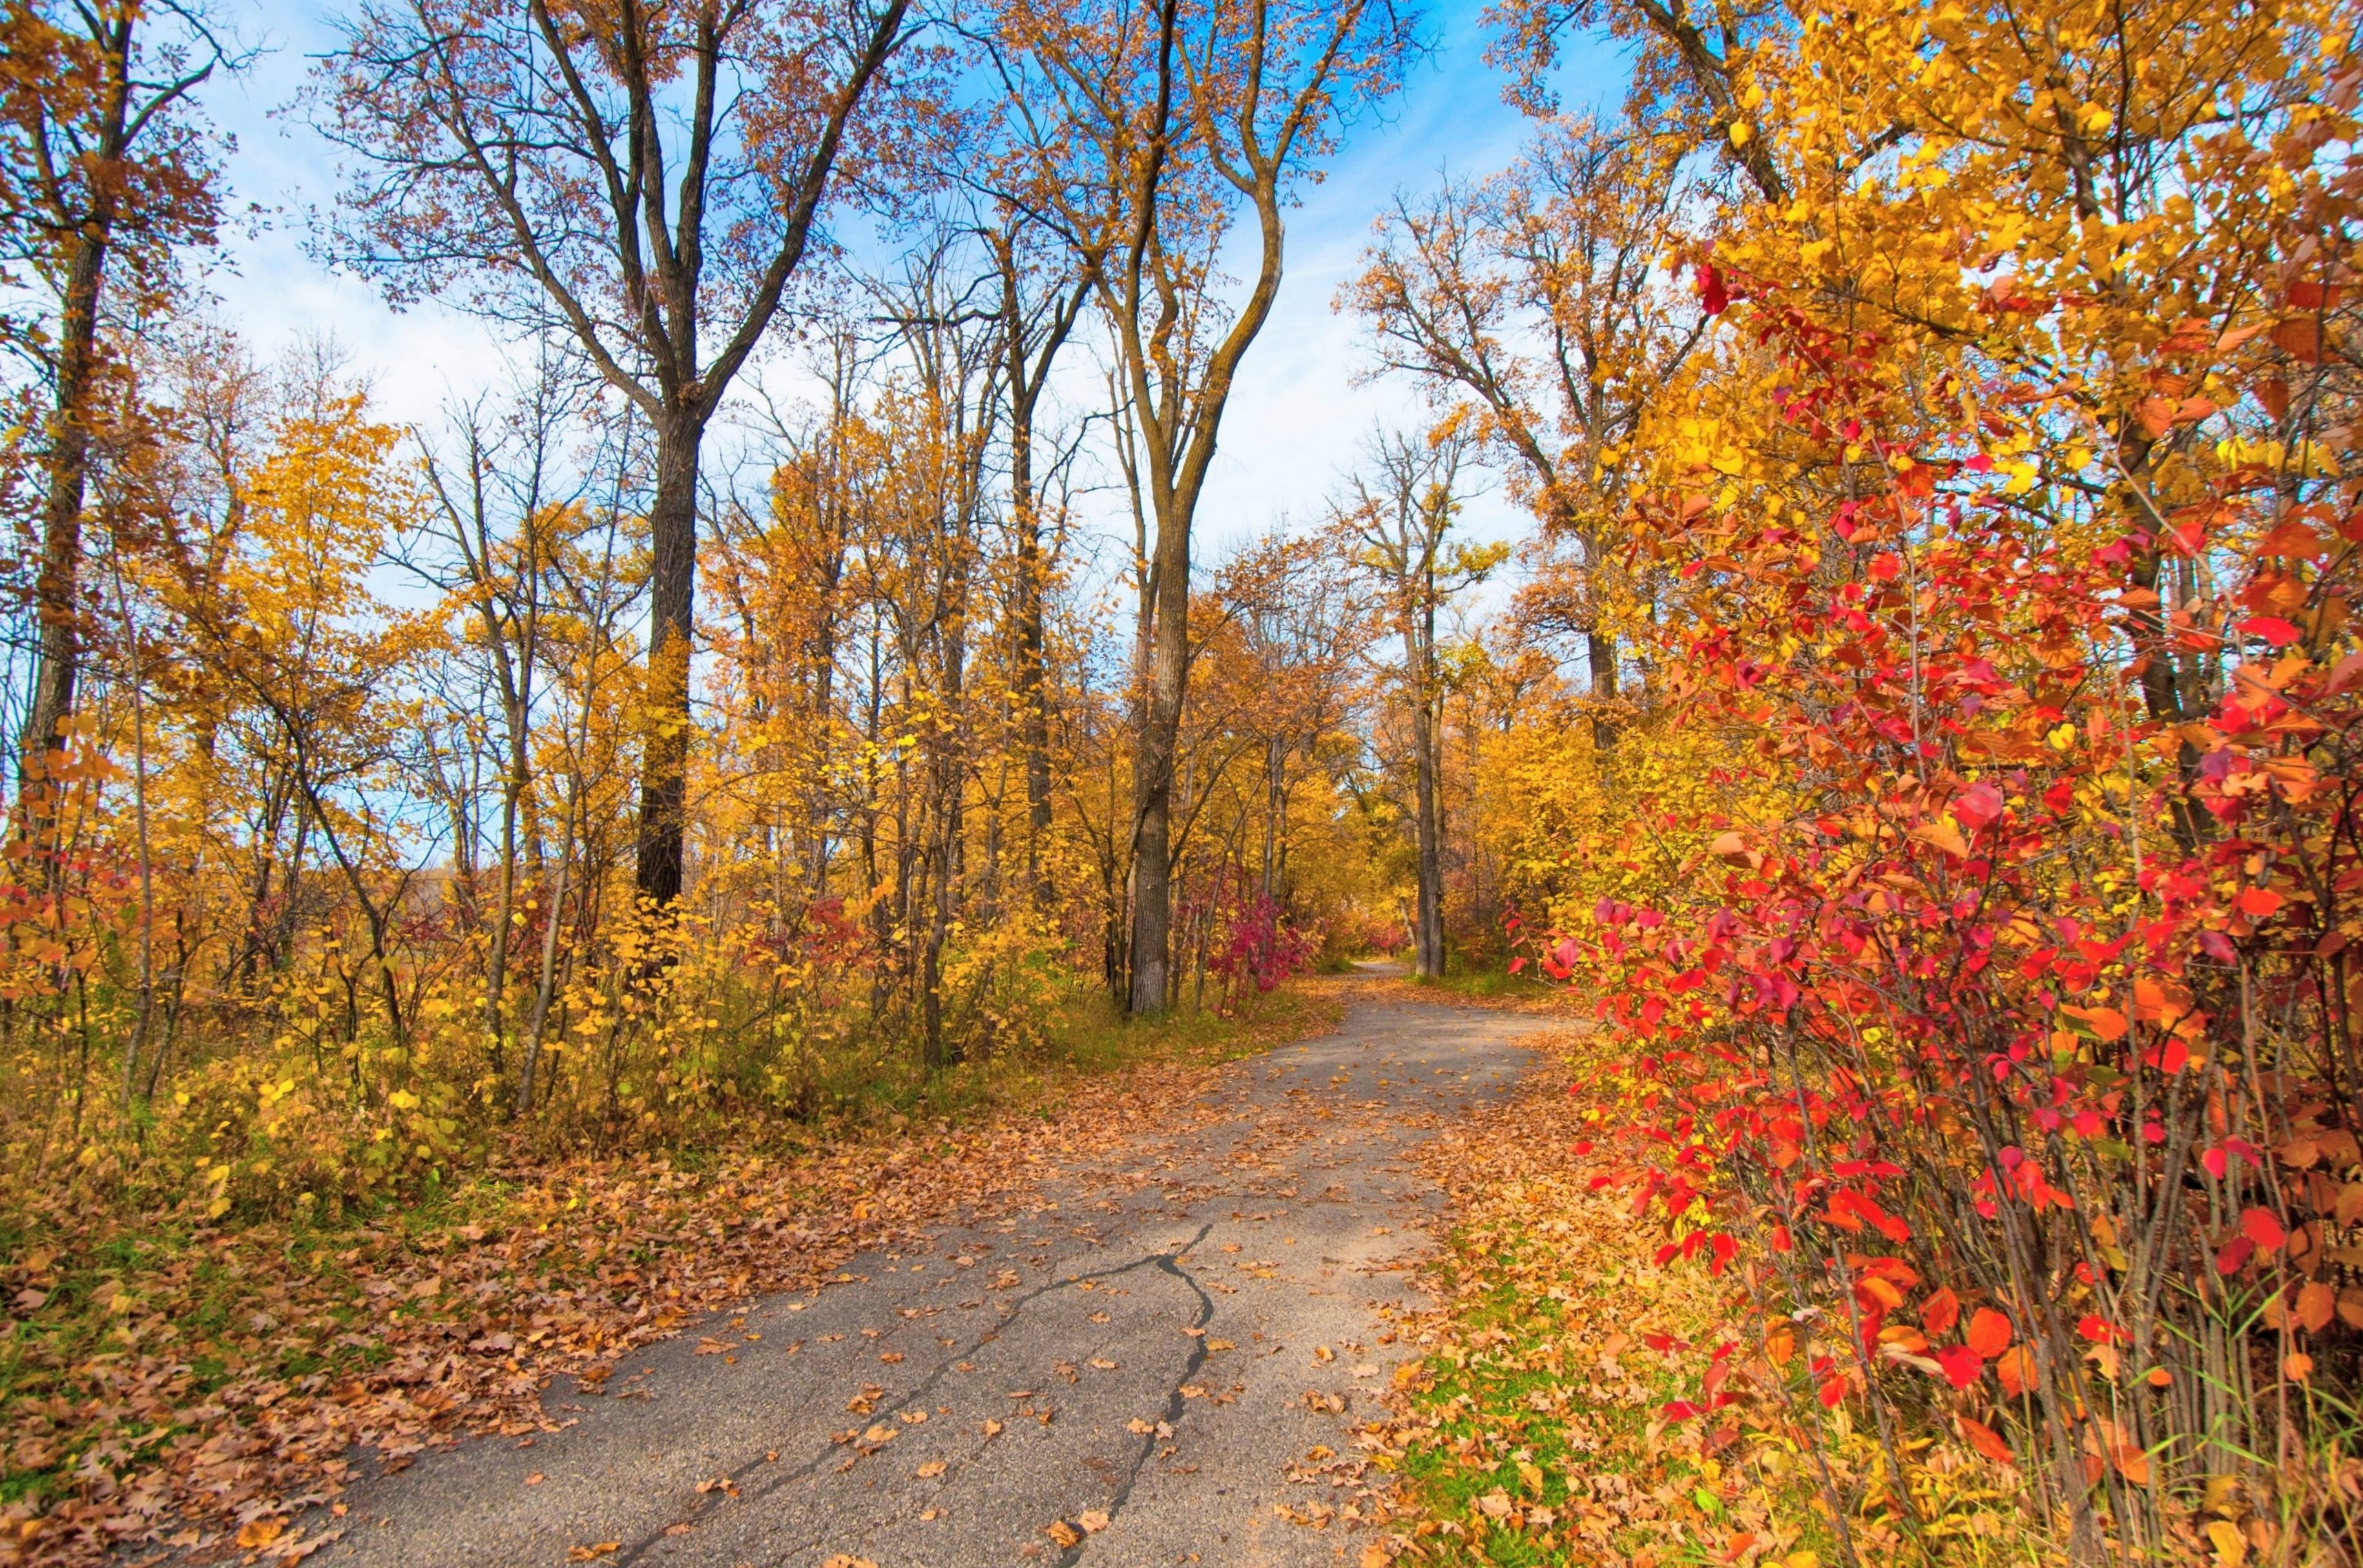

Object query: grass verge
[1357,1030,2034,1568]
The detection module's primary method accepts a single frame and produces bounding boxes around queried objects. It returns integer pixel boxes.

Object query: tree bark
[1411,601,1446,979]
[1010,420,1055,899]
[1129,502,1191,1015]
[1587,626,1619,747]
[636,414,703,908]
[18,219,108,820]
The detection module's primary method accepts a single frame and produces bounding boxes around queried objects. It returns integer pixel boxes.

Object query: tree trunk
[1587,627,1619,747]
[636,414,702,908]
[1011,437,1055,902]
[1128,510,1190,1015]
[1411,608,1446,979]
[18,233,108,823]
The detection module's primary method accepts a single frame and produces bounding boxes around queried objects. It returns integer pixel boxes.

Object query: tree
[1,0,229,828]
[985,207,1088,905]
[1344,112,1700,729]
[317,0,915,908]
[406,361,578,1086]
[1335,420,1499,978]
[1482,0,1789,200]
[988,0,1414,1013]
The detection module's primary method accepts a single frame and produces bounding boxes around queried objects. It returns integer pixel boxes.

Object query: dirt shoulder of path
[3,990,1344,1568]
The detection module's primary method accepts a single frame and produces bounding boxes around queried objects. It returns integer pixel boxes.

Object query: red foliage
[1524,167,2363,1532]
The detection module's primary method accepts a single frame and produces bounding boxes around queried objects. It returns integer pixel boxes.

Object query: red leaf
[2242,1207,2287,1252]
[2239,615,2300,647]
[1696,263,1729,316]
[1934,1345,1985,1389]
[1921,1288,1960,1336]
[1952,783,2004,830]
[1966,1308,2013,1359]
[1816,1374,1847,1409]
[2237,887,2284,918]
[1707,1233,1738,1276]
[2216,1235,2256,1274]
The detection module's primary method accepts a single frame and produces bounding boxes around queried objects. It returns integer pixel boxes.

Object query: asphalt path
[317,976,1535,1567]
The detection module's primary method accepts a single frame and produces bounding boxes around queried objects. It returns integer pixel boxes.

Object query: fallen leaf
[917,1460,947,1478]
[1079,1508,1111,1532]
[567,1545,621,1562]
[525,1472,546,1485]
[236,1518,287,1549]
[1046,1519,1083,1547]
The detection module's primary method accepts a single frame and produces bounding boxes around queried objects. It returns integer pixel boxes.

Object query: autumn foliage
[4,0,2360,1558]
[1472,0,2363,1556]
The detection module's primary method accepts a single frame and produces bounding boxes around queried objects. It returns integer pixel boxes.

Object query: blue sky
[195,1,1623,564]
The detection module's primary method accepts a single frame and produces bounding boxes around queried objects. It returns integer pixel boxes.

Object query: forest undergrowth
[0,982,1340,1565]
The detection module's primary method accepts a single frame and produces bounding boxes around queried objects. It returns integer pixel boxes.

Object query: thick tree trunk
[636,415,702,908]
[1587,627,1619,747]
[19,235,108,821]
[1128,517,1190,1015]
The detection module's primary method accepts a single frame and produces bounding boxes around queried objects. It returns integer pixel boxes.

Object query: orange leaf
[1966,1307,2013,1359]
[1957,1415,2014,1465]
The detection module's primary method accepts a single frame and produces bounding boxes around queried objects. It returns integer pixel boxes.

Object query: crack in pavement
[740,1227,1218,1568]
[1045,1224,1215,1568]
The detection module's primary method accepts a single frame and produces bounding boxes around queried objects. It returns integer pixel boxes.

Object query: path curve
[317,981,1533,1567]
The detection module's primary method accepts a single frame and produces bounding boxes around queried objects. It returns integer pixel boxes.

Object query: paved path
[320,980,1534,1567]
